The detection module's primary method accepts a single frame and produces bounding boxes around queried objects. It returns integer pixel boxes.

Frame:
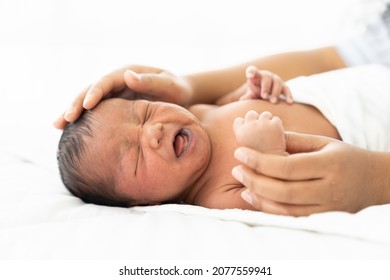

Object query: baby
[58,68,340,210]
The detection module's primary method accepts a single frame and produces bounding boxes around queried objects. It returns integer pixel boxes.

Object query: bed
[1,0,389,265]
[1,122,390,259]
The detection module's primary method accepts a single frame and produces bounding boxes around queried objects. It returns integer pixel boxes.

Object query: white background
[0,0,381,131]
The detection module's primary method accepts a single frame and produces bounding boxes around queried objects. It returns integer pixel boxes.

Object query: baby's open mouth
[173,129,190,158]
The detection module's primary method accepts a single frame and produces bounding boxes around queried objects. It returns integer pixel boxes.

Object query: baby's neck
[178,149,213,205]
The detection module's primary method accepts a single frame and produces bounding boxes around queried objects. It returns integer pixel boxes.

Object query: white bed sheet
[1,125,390,259]
[1,0,389,261]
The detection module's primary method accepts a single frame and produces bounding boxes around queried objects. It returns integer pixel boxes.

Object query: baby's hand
[233,110,287,154]
[240,66,293,104]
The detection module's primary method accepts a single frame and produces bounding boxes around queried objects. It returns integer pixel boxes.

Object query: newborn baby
[58,70,340,210]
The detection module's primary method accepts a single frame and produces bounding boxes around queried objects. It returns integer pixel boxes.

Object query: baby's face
[90,98,211,205]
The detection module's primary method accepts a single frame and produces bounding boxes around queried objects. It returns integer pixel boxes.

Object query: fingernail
[83,94,91,106]
[241,189,253,204]
[261,92,268,99]
[270,97,277,103]
[234,148,248,163]
[125,70,141,81]
[64,108,74,120]
[232,167,244,183]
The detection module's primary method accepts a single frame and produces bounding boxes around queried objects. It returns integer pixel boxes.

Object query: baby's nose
[143,123,163,149]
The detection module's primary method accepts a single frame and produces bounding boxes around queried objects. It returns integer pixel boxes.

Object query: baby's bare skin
[185,99,341,210]
[233,110,287,155]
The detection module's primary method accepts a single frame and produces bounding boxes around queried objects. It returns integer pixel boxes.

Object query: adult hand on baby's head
[54,65,193,129]
[232,132,383,216]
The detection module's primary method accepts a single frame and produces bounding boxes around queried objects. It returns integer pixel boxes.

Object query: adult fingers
[53,113,69,129]
[124,71,182,102]
[82,64,162,109]
[128,64,164,74]
[124,71,167,95]
[233,146,326,181]
[83,72,128,109]
[63,85,92,122]
[232,165,326,204]
[284,131,330,154]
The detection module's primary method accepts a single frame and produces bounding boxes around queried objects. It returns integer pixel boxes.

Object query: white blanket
[287,65,390,151]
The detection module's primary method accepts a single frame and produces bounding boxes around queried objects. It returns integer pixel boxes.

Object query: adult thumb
[284,131,330,154]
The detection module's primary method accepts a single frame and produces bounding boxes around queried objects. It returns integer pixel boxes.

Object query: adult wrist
[183,75,199,105]
[370,151,390,206]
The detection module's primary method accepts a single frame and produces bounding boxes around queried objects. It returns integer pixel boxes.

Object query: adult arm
[231,132,390,216]
[187,46,346,104]
[54,46,345,129]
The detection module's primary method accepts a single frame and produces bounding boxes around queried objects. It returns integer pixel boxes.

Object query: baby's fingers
[246,73,272,100]
[265,75,293,104]
[245,65,257,79]
[259,73,273,100]
[233,117,244,132]
[269,77,283,104]
[283,85,293,104]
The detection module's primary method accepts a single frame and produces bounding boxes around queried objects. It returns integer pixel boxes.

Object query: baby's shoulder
[188,104,218,121]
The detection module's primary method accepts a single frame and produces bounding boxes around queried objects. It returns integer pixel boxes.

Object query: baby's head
[57,98,211,207]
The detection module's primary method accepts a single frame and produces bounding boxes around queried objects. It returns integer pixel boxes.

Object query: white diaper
[286,65,390,151]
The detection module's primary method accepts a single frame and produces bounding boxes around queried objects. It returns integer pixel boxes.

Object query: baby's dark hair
[57,110,129,207]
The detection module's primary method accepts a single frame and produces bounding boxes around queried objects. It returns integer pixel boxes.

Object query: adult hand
[232,132,383,216]
[54,65,193,129]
